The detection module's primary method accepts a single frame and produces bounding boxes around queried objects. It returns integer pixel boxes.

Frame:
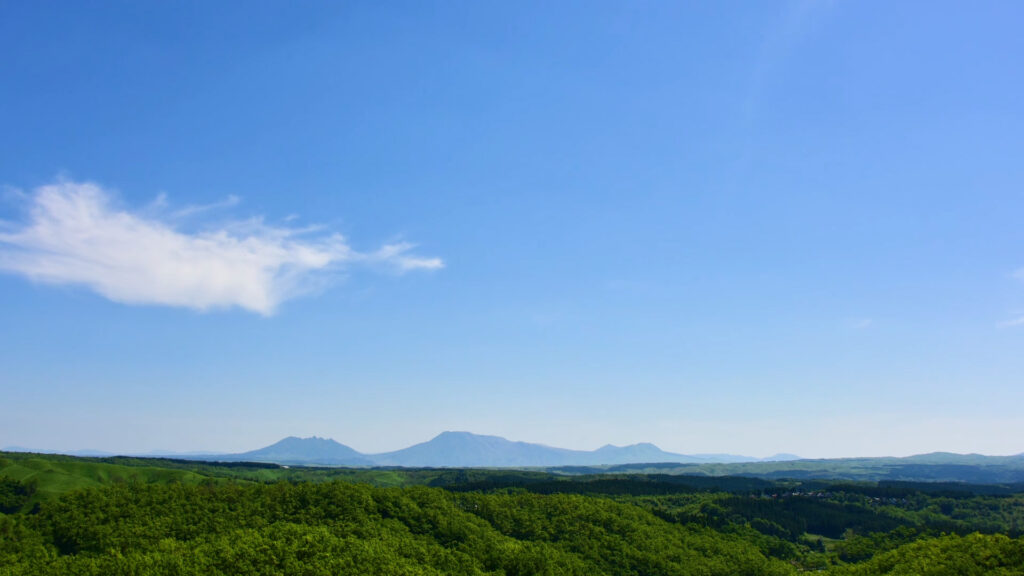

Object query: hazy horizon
[5,429,1023,462]
[2,2,1023,460]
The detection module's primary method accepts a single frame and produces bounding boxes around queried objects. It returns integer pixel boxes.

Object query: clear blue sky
[2,1,1022,458]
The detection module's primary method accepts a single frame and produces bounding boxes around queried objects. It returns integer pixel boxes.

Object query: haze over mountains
[7,433,1024,482]
[212,431,797,467]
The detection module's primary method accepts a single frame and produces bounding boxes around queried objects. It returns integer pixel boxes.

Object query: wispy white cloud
[851,318,873,329]
[1003,316,1024,327]
[170,194,241,218]
[368,242,444,272]
[0,180,442,315]
[1005,271,1024,326]
[744,0,834,120]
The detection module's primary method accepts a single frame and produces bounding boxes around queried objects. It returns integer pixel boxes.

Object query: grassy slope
[0,453,213,502]
[0,452,450,506]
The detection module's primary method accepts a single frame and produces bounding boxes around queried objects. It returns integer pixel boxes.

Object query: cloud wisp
[0,180,442,315]
[1004,271,1024,326]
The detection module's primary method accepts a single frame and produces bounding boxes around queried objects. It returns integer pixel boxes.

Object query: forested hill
[2,451,1024,575]
[551,453,1024,484]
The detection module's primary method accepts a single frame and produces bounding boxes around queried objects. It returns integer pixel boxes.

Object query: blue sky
[1,1,1022,458]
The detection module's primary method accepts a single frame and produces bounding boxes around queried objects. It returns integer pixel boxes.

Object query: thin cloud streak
[369,242,444,272]
[170,194,241,218]
[1007,271,1024,326]
[0,180,441,315]
[1002,315,1024,327]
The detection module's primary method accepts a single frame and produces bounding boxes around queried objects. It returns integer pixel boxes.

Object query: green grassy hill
[0,453,214,504]
[0,451,459,507]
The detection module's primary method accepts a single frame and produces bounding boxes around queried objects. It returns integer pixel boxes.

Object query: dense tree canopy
[2,453,1024,575]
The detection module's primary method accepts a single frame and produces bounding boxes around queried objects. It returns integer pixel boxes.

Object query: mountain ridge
[201,431,797,467]
[8,434,1024,475]
[219,435,374,466]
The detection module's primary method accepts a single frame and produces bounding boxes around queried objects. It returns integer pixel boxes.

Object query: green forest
[2,452,1024,575]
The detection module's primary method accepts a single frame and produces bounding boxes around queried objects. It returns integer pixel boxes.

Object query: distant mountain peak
[761,453,801,462]
[211,432,786,468]
[595,442,662,452]
[436,430,483,439]
[631,442,660,449]
[225,435,371,466]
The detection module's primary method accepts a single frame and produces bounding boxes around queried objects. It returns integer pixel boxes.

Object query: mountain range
[7,433,1023,476]
[208,431,798,467]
